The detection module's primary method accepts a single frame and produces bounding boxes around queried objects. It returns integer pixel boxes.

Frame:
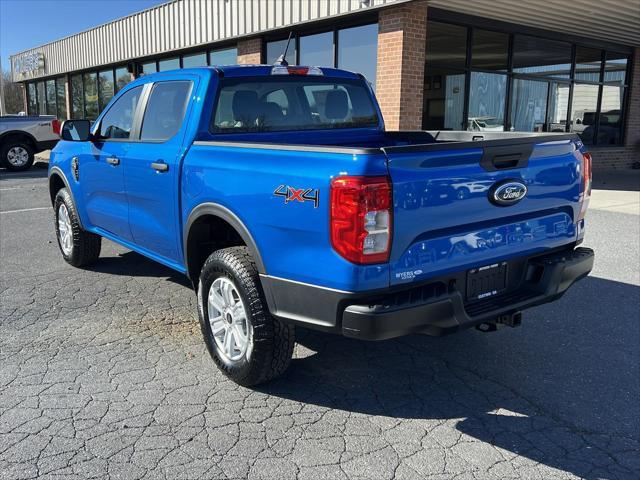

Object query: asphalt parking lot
[1,162,639,480]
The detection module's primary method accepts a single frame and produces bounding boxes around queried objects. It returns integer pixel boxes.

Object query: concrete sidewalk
[591,169,640,215]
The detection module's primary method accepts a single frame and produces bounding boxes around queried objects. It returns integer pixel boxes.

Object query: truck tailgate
[383,136,583,286]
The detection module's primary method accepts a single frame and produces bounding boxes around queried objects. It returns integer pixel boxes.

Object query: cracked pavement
[1,166,638,479]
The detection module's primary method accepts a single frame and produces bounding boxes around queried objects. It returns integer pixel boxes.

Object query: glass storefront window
[575,46,602,82]
[37,82,46,116]
[300,32,333,67]
[210,47,237,65]
[570,83,600,144]
[510,78,548,132]
[55,78,67,120]
[27,83,37,115]
[337,24,378,90]
[182,52,207,68]
[604,52,628,84]
[115,67,131,91]
[266,39,296,65]
[83,72,99,120]
[471,29,509,71]
[98,70,115,111]
[423,66,465,130]
[158,57,180,71]
[427,22,467,69]
[512,35,572,79]
[468,71,507,131]
[71,75,83,119]
[141,61,157,75]
[547,82,570,132]
[598,85,624,145]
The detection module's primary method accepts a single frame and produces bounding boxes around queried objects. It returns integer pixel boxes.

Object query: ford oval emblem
[490,180,527,206]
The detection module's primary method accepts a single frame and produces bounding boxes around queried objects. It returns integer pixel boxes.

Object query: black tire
[197,246,295,386]
[0,140,35,172]
[54,188,101,267]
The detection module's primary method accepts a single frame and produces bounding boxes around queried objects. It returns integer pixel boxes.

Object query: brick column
[375,1,428,130]
[237,37,262,65]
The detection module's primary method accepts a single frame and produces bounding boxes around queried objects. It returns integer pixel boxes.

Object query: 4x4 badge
[274,185,319,208]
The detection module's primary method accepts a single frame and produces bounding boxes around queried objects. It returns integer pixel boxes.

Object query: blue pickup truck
[49,65,594,386]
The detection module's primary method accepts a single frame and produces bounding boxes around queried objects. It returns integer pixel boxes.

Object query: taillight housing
[330,176,392,264]
[578,151,592,221]
[52,119,61,136]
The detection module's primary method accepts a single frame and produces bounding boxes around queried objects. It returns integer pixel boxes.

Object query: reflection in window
[83,72,98,120]
[598,85,624,145]
[182,52,207,68]
[575,46,602,82]
[338,24,378,89]
[570,83,600,144]
[98,70,115,111]
[468,72,506,131]
[37,82,46,116]
[427,22,467,69]
[141,61,157,75]
[513,35,571,79]
[115,67,131,91]
[300,32,333,67]
[471,29,508,70]
[158,57,180,71]
[423,66,465,130]
[27,83,37,115]
[210,48,237,65]
[71,75,83,119]
[55,78,67,120]
[510,79,548,132]
[548,82,570,132]
[604,52,628,84]
[266,39,296,65]
[46,80,57,116]
[99,86,142,139]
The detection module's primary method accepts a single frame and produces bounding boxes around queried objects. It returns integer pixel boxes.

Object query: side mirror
[60,119,91,141]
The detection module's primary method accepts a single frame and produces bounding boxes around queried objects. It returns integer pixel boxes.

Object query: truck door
[82,85,144,240]
[123,79,194,264]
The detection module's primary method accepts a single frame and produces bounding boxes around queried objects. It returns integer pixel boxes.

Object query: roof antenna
[274,32,293,66]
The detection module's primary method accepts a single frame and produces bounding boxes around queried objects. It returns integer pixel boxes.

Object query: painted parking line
[0,206,50,214]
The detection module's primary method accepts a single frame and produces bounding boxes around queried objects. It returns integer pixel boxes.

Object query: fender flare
[0,130,38,147]
[48,166,85,229]
[183,203,266,278]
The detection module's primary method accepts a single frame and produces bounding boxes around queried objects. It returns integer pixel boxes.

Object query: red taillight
[271,66,323,76]
[330,176,392,264]
[52,119,61,136]
[578,151,592,221]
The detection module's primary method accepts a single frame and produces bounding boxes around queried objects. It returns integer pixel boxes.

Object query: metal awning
[428,0,640,48]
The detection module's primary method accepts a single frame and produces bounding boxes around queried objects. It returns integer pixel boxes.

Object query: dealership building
[9,0,640,168]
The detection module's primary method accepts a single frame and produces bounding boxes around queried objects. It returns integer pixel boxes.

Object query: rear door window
[140,81,192,141]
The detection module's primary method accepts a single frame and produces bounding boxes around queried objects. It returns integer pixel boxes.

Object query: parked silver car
[0,115,60,171]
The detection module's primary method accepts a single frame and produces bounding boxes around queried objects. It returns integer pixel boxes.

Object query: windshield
[211,76,379,133]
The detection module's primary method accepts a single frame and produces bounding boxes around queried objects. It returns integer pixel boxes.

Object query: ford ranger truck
[48,66,594,386]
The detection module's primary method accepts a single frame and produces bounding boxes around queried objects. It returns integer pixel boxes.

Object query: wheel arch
[184,203,266,286]
[0,130,38,150]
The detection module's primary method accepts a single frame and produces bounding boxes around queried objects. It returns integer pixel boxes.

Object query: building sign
[13,53,45,79]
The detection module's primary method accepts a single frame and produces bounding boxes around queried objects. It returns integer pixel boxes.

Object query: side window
[98,86,142,139]
[140,81,192,141]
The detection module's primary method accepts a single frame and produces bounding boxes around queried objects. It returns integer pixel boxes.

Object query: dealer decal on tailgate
[273,185,319,208]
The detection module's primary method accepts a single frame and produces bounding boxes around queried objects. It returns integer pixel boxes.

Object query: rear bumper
[262,246,594,340]
[342,247,594,340]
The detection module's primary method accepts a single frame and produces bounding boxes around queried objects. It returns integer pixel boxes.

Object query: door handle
[151,162,169,172]
[106,156,120,166]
